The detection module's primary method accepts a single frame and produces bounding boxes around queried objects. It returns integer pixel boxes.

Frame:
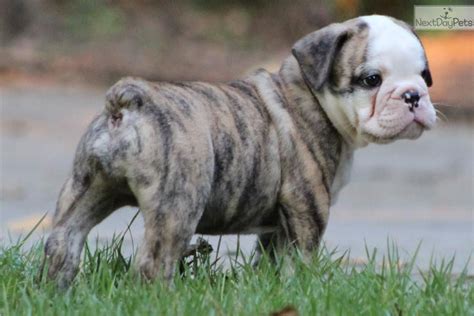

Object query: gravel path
[1,84,472,273]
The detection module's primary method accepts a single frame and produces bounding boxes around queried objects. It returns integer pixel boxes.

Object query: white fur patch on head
[361,15,426,78]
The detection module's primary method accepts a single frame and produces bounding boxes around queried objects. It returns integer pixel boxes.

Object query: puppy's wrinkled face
[292,15,437,147]
[354,16,436,144]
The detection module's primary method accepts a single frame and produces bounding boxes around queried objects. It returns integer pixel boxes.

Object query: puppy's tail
[105,77,152,116]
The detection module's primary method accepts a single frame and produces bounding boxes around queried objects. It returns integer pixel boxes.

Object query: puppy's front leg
[278,181,330,258]
[253,229,287,266]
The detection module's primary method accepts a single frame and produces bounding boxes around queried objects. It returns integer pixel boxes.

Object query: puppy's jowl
[42,15,436,287]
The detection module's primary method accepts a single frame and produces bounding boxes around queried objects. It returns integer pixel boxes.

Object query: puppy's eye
[361,74,382,88]
[421,69,432,87]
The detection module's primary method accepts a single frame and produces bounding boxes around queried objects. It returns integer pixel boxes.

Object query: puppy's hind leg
[132,181,209,283]
[41,114,133,288]
[42,173,126,288]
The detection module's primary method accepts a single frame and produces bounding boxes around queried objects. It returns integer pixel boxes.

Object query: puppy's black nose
[402,90,420,112]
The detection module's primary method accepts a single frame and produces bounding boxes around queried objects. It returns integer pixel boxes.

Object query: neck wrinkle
[276,56,348,188]
[316,91,362,148]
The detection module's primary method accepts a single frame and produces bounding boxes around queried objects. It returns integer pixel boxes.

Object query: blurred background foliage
[0,0,472,109]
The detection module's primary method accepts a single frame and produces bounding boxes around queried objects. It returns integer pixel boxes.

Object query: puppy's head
[292,15,436,147]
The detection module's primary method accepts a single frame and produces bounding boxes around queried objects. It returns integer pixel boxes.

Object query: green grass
[0,232,472,315]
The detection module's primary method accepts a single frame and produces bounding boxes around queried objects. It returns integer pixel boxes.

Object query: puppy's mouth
[361,120,424,144]
[359,95,436,144]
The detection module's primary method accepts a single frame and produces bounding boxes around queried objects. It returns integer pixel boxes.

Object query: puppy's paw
[41,232,81,289]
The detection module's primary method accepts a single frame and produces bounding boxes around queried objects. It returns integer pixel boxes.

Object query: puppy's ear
[292,23,352,91]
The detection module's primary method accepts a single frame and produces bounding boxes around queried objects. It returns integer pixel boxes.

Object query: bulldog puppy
[42,15,436,288]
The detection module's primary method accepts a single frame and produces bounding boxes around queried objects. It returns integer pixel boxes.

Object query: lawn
[0,230,472,316]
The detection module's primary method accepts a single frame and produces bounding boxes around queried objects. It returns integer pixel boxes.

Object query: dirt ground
[0,83,472,274]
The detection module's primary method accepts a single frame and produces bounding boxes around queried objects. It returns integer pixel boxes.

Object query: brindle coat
[42,19,372,288]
